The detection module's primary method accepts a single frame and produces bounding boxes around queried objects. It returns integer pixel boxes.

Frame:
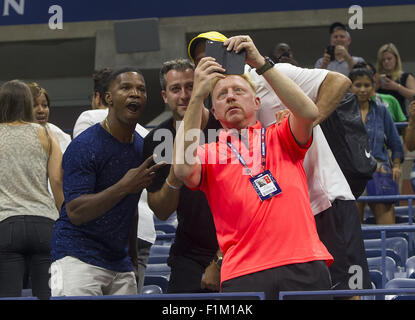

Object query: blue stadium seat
[21,288,33,297]
[150,244,171,257]
[369,270,383,289]
[364,237,408,267]
[154,223,177,234]
[144,275,169,293]
[145,263,171,276]
[155,232,175,245]
[385,278,415,300]
[365,248,401,266]
[367,256,397,286]
[406,256,415,278]
[142,285,163,294]
[148,255,169,264]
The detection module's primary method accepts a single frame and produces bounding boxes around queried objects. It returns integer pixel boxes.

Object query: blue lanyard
[226,127,266,177]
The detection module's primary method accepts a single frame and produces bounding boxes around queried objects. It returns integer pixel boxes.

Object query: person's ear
[254,96,261,112]
[211,106,218,120]
[105,92,112,106]
[161,90,168,104]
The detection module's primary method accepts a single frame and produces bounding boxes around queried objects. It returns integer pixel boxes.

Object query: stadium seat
[365,248,401,267]
[144,275,169,293]
[406,256,415,278]
[369,270,383,289]
[150,244,171,257]
[21,288,33,297]
[385,278,415,300]
[367,256,397,285]
[148,255,169,264]
[154,223,177,234]
[364,237,408,267]
[142,285,163,295]
[145,263,171,276]
[155,232,175,245]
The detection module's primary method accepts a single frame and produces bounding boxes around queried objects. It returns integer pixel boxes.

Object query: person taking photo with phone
[314,22,365,76]
[174,35,333,300]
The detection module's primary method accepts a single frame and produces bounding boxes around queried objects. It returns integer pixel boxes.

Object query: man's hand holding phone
[223,35,265,70]
[205,39,246,75]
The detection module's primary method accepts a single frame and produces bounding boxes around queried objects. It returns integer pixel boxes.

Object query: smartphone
[379,74,387,86]
[326,45,335,61]
[205,40,246,75]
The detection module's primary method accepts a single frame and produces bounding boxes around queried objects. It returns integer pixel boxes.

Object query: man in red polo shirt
[173,35,333,299]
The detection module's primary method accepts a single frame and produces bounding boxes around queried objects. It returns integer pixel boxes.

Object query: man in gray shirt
[315,22,365,76]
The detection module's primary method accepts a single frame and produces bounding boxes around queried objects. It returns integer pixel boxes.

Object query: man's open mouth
[126,102,141,113]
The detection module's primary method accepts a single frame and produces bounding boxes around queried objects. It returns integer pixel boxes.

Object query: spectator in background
[404,99,415,193]
[143,58,221,294]
[72,67,156,294]
[269,42,298,66]
[376,43,415,119]
[354,62,407,123]
[350,68,404,224]
[50,68,164,296]
[27,82,71,152]
[315,22,365,76]
[0,80,63,299]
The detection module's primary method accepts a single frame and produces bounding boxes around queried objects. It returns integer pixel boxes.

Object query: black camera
[326,45,335,61]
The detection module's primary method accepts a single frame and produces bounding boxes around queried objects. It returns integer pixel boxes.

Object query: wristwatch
[214,255,223,268]
[255,56,275,75]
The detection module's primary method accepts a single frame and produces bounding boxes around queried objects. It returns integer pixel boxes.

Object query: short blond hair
[210,72,257,96]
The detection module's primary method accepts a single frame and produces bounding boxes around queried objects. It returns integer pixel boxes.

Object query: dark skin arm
[66,155,165,226]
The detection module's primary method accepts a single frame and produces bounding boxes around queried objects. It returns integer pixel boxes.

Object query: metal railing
[279,288,415,300]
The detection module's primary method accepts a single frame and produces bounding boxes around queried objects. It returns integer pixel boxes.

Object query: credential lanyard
[226,127,266,177]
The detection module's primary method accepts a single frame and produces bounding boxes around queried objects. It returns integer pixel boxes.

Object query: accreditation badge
[249,169,282,201]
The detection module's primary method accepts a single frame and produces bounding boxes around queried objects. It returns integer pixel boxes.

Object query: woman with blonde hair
[0,80,63,299]
[376,43,415,118]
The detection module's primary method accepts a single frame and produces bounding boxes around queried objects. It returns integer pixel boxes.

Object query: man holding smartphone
[314,22,365,76]
[175,36,333,299]
[188,31,371,298]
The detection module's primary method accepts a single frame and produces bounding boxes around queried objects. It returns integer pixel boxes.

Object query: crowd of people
[0,21,415,300]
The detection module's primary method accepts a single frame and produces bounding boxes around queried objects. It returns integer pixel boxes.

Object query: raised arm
[225,36,318,144]
[173,58,225,188]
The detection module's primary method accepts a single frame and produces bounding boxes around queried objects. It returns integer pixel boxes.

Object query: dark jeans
[0,215,54,300]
